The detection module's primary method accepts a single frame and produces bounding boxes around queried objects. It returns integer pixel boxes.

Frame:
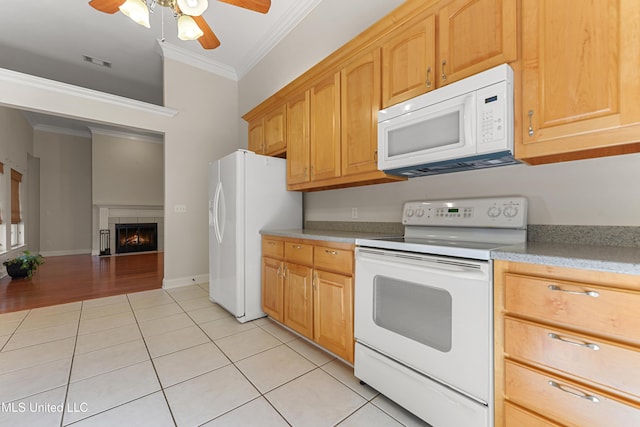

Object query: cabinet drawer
[504,273,640,345]
[314,246,353,275]
[505,318,640,401]
[504,401,561,427]
[262,238,284,259]
[505,361,640,427]
[284,241,313,266]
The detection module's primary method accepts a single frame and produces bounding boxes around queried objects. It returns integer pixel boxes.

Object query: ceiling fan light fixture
[177,15,204,40]
[176,0,208,16]
[119,0,151,28]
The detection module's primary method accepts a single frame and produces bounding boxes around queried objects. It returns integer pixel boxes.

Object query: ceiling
[0,0,323,136]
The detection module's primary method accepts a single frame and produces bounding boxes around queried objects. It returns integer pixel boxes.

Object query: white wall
[162,58,239,287]
[34,129,92,255]
[92,133,163,206]
[239,0,640,227]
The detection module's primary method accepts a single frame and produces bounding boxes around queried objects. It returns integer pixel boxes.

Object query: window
[0,162,4,253]
[10,168,23,248]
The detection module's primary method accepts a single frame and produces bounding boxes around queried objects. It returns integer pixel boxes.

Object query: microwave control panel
[478,83,507,145]
[402,197,527,228]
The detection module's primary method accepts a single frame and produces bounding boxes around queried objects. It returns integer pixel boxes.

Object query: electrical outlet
[351,208,358,219]
[174,204,187,213]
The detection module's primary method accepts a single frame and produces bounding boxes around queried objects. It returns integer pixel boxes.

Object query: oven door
[354,247,492,403]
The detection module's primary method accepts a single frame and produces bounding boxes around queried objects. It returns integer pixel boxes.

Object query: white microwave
[378,64,518,177]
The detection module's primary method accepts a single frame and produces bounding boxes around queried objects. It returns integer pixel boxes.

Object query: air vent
[82,55,112,68]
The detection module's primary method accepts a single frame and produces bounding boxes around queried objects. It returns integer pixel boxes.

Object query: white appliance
[354,196,527,427]
[208,150,302,323]
[378,64,518,177]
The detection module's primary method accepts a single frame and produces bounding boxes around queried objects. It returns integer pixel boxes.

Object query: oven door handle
[356,248,487,277]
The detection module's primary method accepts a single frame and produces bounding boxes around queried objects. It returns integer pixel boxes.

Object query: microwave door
[379,93,477,171]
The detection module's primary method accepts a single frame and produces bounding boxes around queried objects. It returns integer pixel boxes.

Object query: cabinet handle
[283,266,288,278]
[267,241,276,245]
[441,60,447,81]
[527,110,534,136]
[310,165,314,178]
[292,244,302,250]
[548,285,599,298]
[325,250,338,255]
[547,333,600,351]
[426,66,432,88]
[548,380,600,403]
[276,264,282,277]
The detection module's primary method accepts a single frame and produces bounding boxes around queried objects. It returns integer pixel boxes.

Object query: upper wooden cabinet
[381,13,436,108]
[286,90,310,186]
[437,0,517,86]
[246,105,286,156]
[381,0,516,108]
[310,73,342,182]
[248,119,264,154]
[341,49,383,177]
[517,0,640,164]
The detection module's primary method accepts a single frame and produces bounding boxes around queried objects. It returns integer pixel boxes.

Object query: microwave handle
[463,95,475,146]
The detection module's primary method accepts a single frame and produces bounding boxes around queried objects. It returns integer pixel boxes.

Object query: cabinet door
[262,257,283,322]
[314,270,354,363]
[283,263,314,339]
[341,49,382,177]
[310,73,341,182]
[519,0,640,162]
[438,0,516,86]
[264,105,286,155]
[286,90,310,185]
[248,119,264,154]
[382,12,436,108]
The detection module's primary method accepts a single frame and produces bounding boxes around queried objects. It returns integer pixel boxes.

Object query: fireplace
[115,223,158,254]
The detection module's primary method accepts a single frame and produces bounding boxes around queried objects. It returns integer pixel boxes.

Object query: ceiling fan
[88,0,271,50]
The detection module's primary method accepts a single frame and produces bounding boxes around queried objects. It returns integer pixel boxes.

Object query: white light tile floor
[0,284,430,427]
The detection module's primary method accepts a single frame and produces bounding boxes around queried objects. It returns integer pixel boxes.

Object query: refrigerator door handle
[213,182,224,244]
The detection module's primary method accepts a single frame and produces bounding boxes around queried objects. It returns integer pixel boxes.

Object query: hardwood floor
[0,252,164,314]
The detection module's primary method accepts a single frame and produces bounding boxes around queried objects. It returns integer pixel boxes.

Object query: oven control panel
[402,196,527,228]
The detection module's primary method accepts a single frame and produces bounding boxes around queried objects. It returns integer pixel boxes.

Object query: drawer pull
[267,241,276,245]
[547,333,600,351]
[325,250,338,255]
[548,285,599,298]
[548,380,600,403]
[292,244,302,250]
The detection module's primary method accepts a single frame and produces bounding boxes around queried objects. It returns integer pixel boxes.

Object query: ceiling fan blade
[88,0,126,14]
[192,16,221,49]
[218,0,271,14]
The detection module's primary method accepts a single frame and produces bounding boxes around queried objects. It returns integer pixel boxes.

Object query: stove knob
[487,206,501,218]
[504,206,519,218]
[405,209,415,217]
[415,209,424,217]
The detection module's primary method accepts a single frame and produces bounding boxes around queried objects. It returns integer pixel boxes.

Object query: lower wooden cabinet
[283,263,314,339]
[494,260,640,426]
[261,235,355,363]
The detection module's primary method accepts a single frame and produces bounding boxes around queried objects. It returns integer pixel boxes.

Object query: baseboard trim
[40,249,92,257]
[162,274,209,289]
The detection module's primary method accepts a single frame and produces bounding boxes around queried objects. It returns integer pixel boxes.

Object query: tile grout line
[0,309,31,353]
[128,289,179,427]
[59,301,84,427]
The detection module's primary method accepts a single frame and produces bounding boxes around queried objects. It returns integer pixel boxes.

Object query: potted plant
[2,250,45,279]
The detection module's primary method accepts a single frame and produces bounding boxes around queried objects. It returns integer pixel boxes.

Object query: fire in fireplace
[115,223,158,254]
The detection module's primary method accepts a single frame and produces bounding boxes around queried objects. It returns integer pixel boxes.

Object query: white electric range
[354,196,527,427]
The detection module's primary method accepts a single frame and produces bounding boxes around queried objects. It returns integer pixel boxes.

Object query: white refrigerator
[208,150,302,323]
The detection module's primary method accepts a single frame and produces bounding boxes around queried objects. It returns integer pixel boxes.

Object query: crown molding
[89,126,164,144]
[156,40,238,81]
[33,124,91,139]
[0,68,178,117]
[235,0,322,78]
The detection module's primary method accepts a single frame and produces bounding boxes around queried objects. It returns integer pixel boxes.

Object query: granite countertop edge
[492,242,640,275]
[260,228,399,244]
